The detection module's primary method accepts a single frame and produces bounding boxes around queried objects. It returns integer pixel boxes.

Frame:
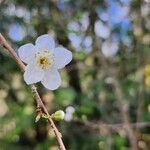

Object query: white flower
[18,34,72,90]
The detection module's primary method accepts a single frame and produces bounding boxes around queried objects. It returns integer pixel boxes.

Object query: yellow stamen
[35,50,54,70]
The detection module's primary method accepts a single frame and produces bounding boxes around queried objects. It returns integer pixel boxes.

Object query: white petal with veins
[54,47,72,69]
[41,69,61,90]
[24,64,44,84]
[18,43,35,64]
[35,34,55,52]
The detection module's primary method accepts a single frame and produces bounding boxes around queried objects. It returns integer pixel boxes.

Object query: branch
[136,71,145,122]
[113,79,138,150]
[84,121,150,131]
[0,33,66,150]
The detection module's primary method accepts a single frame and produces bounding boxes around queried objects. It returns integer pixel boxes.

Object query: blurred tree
[0,0,150,150]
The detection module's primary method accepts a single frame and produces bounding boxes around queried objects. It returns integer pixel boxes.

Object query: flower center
[35,50,54,70]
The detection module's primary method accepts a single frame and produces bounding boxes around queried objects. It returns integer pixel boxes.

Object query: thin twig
[91,37,139,149]
[84,121,150,131]
[113,79,138,150]
[0,0,6,5]
[0,33,66,150]
[136,71,145,122]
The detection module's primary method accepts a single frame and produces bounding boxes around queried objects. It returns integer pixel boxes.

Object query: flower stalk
[0,33,66,150]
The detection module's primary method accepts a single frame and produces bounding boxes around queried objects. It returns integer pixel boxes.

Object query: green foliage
[0,0,150,149]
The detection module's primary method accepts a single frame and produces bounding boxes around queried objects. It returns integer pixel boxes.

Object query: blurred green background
[0,0,150,150]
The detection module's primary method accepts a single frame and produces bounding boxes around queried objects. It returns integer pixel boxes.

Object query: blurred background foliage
[0,0,150,149]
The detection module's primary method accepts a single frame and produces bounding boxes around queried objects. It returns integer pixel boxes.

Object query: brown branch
[113,79,138,150]
[0,33,66,150]
[84,121,150,131]
[0,0,6,5]
[136,70,145,122]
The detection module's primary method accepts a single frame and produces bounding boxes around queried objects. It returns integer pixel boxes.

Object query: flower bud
[52,110,65,121]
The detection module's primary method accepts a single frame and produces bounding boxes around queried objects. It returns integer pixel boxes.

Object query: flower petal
[54,47,72,69]
[24,64,44,84]
[41,69,61,90]
[35,34,55,52]
[18,43,35,64]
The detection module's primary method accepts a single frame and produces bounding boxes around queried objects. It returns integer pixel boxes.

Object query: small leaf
[35,114,41,122]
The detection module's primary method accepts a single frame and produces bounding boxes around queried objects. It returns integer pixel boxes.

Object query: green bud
[52,110,65,121]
